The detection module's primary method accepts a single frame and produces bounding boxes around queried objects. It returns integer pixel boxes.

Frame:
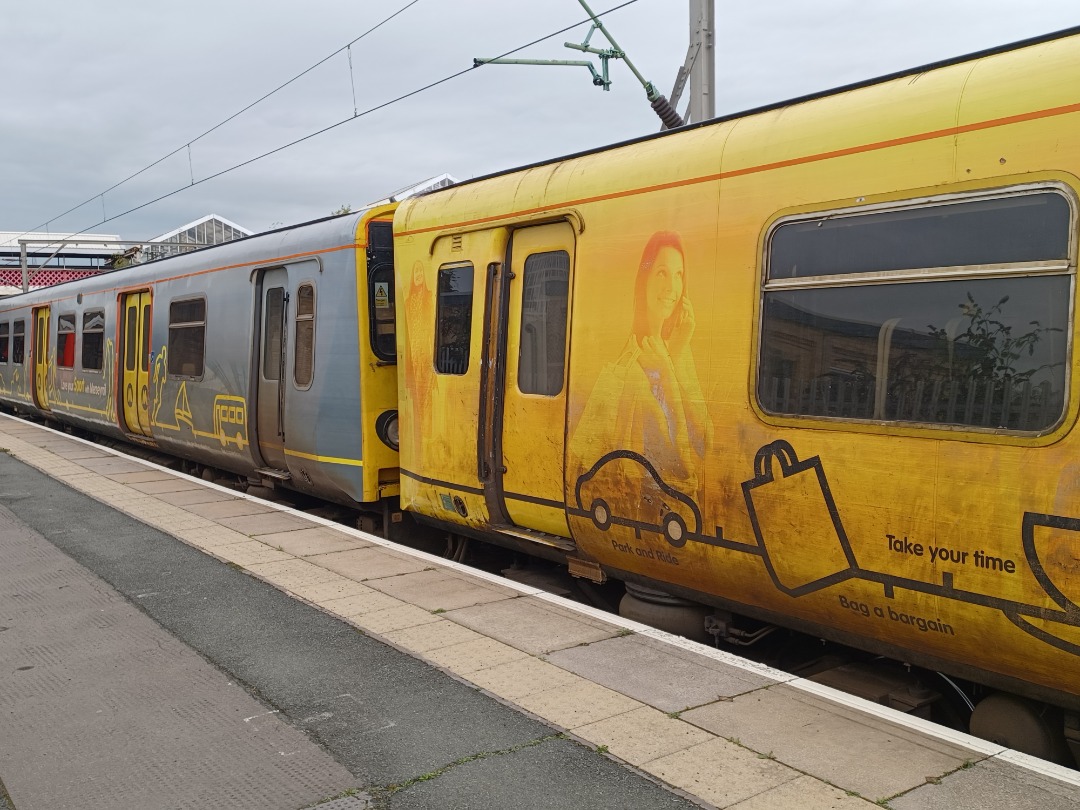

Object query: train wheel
[969,692,1072,765]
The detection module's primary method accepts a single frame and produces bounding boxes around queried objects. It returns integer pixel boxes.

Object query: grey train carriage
[0,205,401,510]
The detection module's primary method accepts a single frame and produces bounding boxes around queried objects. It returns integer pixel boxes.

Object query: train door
[32,306,50,410]
[120,291,152,436]
[494,222,575,536]
[256,268,289,470]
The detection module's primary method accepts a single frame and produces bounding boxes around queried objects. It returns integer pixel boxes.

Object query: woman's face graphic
[645,246,684,325]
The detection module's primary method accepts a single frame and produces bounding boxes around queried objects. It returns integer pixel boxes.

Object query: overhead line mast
[666,0,715,127]
[474,0,714,130]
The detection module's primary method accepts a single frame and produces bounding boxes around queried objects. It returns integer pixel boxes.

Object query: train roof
[0,202,394,305]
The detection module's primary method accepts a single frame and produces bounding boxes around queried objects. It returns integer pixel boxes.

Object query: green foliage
[894,293,1061,386]
[885,292,1064,428]
[110,251,133,269]
[932,293,1059,384]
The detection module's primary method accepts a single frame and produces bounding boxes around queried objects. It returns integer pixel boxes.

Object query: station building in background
[0,214,251,296]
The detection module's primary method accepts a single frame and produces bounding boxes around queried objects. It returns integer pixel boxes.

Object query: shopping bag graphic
[1022,512,1080,615]
[741,440,858,597]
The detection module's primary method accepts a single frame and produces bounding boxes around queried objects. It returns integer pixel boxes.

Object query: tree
[888,293,1063,428]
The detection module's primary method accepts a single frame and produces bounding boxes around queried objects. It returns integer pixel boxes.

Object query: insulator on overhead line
[651,94,685,130]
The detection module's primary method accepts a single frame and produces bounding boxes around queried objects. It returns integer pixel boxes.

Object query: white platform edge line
[4,413,1079,786]
[790,677,1006,757]
[530,590,795,683]
[995,749,1080,786]
[0,414,547,596]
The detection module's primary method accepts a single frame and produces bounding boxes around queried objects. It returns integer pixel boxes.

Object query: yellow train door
[120,291,152,436]
[32,306,50,410]
[496,222,575,536]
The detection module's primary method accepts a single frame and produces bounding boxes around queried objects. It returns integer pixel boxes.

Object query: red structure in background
[0,269,100,289]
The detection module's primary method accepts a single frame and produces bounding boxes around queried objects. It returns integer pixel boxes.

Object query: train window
[168,298,205,378]
[57,313,76,369]
[294,283,315,388]
[518,251,569,395]
[759,188,1073,433]
[142,302,150,373]
[263,287,284,381]
[435,263,473,375]
[0,323,8,364]
[82,310,105,371]
[12,320,25,365]
[769,192,1071,280]
[367,221,395,362]
[125,307,138,372]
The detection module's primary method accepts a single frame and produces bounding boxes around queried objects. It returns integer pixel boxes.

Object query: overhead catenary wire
[45,0,641,243]
[38,0,635,244]
[17,0,426,242]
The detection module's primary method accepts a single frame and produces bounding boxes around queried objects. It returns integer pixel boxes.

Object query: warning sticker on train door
[374,282,389,308]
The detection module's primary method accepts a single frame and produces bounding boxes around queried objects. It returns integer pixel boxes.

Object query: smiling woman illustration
[630,231,707,481]
[571,231,707,490]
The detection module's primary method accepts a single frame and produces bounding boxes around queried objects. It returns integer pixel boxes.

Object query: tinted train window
[368,221,396,362]
[168,298,205,378]
[57,313,76,369]
[0,323,9,364]
[125,307,138,372]
[770,192,1071,279]
[12,320,25,365]
[35,315,45,367]
[759,188,1073,433]
[518,251,569,395]
[142,302,150,373]
[294,284,315,388]
[82,310,105,371]
[263,287,284,381]
[435,263,473,375]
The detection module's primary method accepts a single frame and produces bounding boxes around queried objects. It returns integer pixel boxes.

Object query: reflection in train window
[294,283,315,388]
[435,263,473,375]
[168,298,206,378]
[0,323,9,364]
[518,251,569,395]
[57,313,76,369]
[759,188,1074,433]
[82,310,105,371]
[12,320,25,365]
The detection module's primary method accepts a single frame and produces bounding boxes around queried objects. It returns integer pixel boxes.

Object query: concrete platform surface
[1,413,1079,809]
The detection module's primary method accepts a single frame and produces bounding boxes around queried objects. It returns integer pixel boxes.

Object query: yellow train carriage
[395,30,1080,759]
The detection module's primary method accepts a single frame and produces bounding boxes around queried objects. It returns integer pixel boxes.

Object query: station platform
[0,413,1078,810]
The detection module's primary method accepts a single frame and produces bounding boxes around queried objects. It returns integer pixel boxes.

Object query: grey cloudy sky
[3,1,1077,240]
